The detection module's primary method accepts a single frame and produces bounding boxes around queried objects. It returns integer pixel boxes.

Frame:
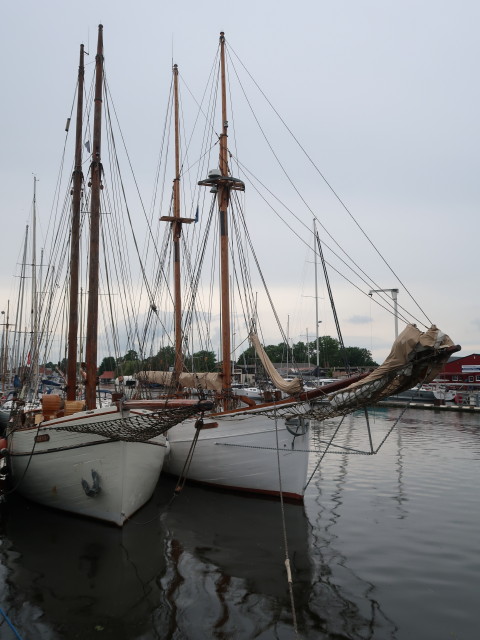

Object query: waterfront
[0,406,479,639]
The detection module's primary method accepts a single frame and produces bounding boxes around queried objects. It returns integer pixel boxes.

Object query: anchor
[81,469,101,497]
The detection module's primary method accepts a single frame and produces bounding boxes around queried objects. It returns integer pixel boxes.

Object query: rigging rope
[273,407,300,638]
[226,42,432,326]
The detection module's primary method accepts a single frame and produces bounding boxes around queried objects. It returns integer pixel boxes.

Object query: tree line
[47,335,376,378]
[236,336,377,369]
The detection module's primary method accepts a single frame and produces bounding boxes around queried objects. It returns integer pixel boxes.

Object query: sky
[0,0,478,365]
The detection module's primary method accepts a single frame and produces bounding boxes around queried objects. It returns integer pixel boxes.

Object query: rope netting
[250,344,457,422]
[55,403,212,442]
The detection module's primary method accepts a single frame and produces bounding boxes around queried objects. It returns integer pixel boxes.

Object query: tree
[343,346,377,367]
[98,356,116,375]
[236,345,256,366]
[155,346,176,370]
[264,342,289,363]
[185,350,217,372]
[122,349,139,362]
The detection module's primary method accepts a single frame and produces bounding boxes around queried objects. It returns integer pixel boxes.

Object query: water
[0,407,478,639]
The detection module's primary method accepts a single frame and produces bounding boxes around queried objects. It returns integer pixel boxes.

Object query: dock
[377,400,480,412]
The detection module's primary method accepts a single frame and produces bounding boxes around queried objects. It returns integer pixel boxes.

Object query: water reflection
[308,415,399,639]
[2,408,476,639]
[0,489,168,639]
[1,477,316,639]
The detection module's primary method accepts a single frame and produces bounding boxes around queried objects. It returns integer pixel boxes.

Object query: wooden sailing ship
[138,32,460,500]
[6,26,210,525]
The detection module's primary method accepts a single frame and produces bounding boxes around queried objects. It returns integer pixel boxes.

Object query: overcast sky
[1,0,478,364]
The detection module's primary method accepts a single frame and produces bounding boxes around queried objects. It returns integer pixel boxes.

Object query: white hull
[8,406,167,526]
[164,406,310,500]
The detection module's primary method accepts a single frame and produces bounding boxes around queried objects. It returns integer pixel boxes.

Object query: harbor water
[0,406,478,639]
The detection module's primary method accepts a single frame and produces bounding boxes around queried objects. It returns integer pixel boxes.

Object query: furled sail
[136,370,224,393]
[249,332,304,395]
[244,324,459,421]
[307,324,458,419]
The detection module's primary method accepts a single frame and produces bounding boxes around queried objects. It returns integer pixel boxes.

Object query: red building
[98,371,115,384]
[438,354,480,386]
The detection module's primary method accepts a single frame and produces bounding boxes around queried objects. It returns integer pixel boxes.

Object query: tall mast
[172,64,183,376]
[314,219,320,372]
[218,32,231,392]
[31,176,39,394]
[85,25,104,410]
[160,64,195,379]
[198,32,245,406]
[66,43,85,401]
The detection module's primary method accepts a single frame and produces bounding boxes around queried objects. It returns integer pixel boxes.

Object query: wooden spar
[85,25,104,410]
[197,32,245,407]
[172,64,183,376]
[218,31,232,397]
[160,64,194,379]
[66,44,84,402]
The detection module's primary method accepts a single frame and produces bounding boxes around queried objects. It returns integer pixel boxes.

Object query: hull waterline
[164,408,310,500]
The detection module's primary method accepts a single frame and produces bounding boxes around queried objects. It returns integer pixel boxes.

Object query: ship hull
[8,407,167,526]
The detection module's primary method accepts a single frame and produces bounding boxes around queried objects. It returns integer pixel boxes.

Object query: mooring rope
[273,406,300,639]
[174,417,203,494]
[0,606,23,640]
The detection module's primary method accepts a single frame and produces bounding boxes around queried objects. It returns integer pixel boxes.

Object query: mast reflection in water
[1,407,479,639]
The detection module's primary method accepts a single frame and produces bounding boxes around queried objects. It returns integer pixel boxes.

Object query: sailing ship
[6,26,211,526]
[137,32,460,500]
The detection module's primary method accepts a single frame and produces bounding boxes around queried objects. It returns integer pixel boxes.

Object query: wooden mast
[172,64,183,377]
[218,32,231,395]
[85,25,104,410]
[198,32,245,407]
[66,44,84,401]
[160,64,195,379]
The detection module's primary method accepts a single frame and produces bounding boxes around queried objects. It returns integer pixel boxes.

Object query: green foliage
[98,356,116,375]
[343,346,377,367]
[236,336,377,368]
[92,337,377,379]
[264,342,289,362]
[118,360,137,376]
[236,345,256,365]
[117,349,139,363]
[185,350,217,372]
[155,346,176,370]
[237,342,289,365]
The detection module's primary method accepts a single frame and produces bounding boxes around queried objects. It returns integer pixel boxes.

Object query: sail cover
[249,332,304,395]
[308,323,457,419]
[245,324,459,421]
[137,370,224,393]
[331,324,454,394]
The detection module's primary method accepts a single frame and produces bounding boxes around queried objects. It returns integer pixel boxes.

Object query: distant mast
[85,25,104,410]
[67,43,85,401]
[31,176,39,392]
